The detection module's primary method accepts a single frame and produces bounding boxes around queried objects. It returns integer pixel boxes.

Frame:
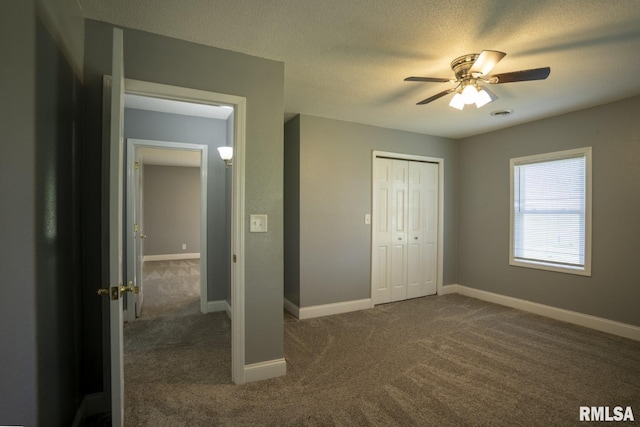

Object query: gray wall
[124,108,229,300]
[35,16,85,426]
[285,115,458,308]
[458,95,640,327]
[0,3,38,425]
[1,1,86,425]
[143,165,201,256]
[284,116,301,306]
[84,20,285,365]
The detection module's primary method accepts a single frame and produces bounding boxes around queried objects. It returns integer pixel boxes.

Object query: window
[509,147,592,276]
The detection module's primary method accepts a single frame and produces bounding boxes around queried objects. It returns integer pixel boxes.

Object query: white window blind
[510,148,591,275]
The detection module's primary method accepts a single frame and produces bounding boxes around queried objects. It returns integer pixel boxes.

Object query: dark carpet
[124,262,640,426]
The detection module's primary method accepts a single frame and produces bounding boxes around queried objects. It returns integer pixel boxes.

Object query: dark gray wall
[84,20,285,365]
[35,15,85,426]
[284,116,301,306]
[0,3,38,425]
[124,108,229,301]
[143,165,201,255]
[458,95,640,327]
[285,115,458,308]
[1,2,85,426]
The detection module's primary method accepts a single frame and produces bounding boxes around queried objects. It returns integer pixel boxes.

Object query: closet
[372,156,439,305]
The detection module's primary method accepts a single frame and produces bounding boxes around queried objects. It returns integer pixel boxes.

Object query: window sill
[509,259,591,277]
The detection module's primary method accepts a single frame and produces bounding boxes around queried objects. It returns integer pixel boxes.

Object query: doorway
[116,76,248,385]
[371,151,445,304]
[125,138,209,321]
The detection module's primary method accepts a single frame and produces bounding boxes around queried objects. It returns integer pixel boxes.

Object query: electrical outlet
[182,243,187,250]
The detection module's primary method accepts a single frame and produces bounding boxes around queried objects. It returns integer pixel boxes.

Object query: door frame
[125,138,209,319]
[109,77,247,385]
[371,150,445,299]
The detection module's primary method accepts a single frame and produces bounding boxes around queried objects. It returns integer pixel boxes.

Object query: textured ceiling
[79,0,640,139]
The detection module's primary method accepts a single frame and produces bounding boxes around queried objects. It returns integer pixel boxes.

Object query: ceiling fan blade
[469,50,506,76]
[417,87,457,105]
[405,76,451,83]
[490,67,551,84]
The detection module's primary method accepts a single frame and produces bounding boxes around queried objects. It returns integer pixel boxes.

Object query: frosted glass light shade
[217,146,233,161]
[461,85,478,105]
[475,88,493,108]
[449,93,465,110]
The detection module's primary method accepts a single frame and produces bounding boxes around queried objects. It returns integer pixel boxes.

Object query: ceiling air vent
[490,109,513,117]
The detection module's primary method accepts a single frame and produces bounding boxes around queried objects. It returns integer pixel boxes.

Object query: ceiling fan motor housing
[451,53,480,80]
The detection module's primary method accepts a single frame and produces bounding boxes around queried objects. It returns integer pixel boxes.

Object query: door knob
[140,234,146,239]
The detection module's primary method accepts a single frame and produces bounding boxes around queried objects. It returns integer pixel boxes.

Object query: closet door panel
[390,160,408,302]
[371,159,393,304]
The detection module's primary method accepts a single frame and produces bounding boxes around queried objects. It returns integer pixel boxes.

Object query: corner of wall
[35,0,84,81]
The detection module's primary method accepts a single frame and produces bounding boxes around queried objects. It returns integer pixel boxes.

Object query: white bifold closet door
[372,158,438,305]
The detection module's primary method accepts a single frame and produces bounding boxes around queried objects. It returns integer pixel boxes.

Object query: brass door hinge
[97,286,120,300]
[120,281,139,294]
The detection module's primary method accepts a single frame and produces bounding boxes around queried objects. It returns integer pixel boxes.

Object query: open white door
[134,147,145,317]
[108,27,125,427]
[126,141,145,321]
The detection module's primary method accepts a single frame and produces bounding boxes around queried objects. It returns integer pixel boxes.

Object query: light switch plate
[250,214,268,232]
[365,214,371,225]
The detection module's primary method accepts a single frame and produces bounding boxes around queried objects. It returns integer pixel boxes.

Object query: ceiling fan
[405,50,550,110]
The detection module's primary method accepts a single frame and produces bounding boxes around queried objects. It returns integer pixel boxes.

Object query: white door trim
[125,138,209,316]
[371,151,445,298]
[120,78,247,385]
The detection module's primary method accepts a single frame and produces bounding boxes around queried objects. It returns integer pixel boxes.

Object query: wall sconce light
[217,146,233,167]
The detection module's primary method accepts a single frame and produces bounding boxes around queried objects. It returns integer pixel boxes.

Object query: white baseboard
[297,298,373,320]
[143,253,200,262]
[207,300,232,319]
[244,358,287,383]
[439,284,458,295]
[443,284,640,342]
[225,300,232,319]
[283,298,300,318]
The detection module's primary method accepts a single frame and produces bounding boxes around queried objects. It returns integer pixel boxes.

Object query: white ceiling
[124,94,233,120]
[80,0,640,139]
[138,147,201,167]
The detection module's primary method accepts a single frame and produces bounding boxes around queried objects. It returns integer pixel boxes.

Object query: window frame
[509,147,592,276]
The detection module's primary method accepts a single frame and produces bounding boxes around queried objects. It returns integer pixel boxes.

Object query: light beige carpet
[123,265,640,426]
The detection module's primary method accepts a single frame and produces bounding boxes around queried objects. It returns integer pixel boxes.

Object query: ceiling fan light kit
[405,50,550,110]
[449,82,497,110]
